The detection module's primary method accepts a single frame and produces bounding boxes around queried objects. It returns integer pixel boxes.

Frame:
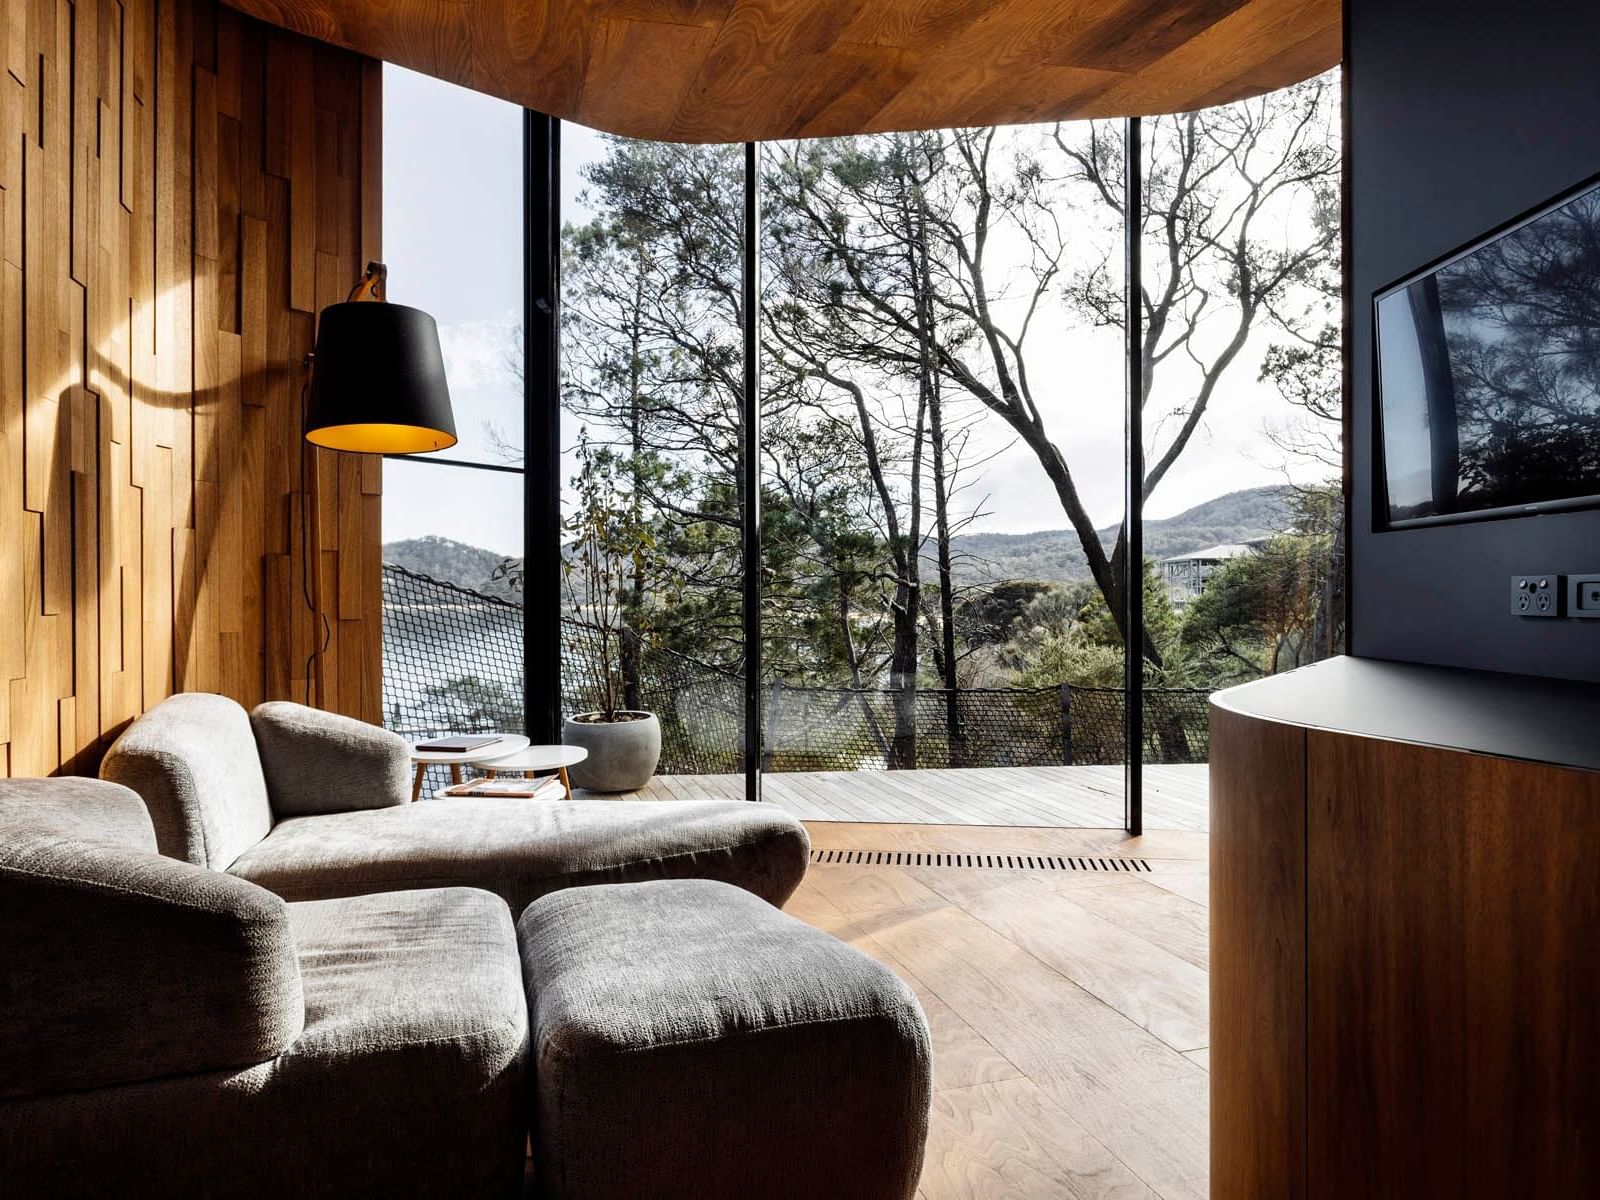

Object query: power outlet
[1511,574,1562,617]
[1568,574,1600,620]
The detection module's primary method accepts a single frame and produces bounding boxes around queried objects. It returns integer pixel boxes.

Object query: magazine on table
[440,776,565,800]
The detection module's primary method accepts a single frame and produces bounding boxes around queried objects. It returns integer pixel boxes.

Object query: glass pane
[758,125,1125,826]
[381,459,525,740]
[380,65,525,758]
[559,126,745,786]
[382,65,523,466]
[1139,73,1344,829]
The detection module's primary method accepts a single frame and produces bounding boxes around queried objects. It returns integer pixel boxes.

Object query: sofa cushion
[283,889,527,1135]
[0,780,303,1099]
[226,797,810,915]
[250,700,412,816]
[518,879,931,1200]
[0,887,527,1199]
[100,692,274,870]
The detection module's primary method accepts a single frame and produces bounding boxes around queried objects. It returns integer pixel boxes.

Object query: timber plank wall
[1,0,382,778]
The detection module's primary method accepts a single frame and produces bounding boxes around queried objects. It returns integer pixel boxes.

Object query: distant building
[1163,541,1265,607]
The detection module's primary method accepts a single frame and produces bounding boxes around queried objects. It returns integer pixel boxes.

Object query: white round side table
[407,734,530,802]
[469,745,589,800]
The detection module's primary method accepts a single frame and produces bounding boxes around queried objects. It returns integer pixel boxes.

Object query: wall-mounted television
[1375,175,1600,529]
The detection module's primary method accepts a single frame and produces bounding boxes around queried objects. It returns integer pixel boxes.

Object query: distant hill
[948,485,1295,585]
[382,536,521,598]
[385,485,1295,596]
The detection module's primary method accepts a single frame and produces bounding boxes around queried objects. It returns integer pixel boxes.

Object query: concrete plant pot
[563,711,661,792]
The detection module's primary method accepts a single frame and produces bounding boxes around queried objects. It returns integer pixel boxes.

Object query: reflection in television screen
[1376,180,1600,527]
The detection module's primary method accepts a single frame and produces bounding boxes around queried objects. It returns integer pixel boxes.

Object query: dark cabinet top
[1213,655,1600,773]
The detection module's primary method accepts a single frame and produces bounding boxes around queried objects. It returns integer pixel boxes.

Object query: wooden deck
[794,821,1210,1199]
[607,764,1210,831]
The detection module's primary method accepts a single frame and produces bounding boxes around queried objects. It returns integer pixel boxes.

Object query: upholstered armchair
[0,778,528,1198]
[100,693,809,916]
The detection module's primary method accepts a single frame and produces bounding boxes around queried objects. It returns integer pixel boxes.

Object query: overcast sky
[380,66,1333,560]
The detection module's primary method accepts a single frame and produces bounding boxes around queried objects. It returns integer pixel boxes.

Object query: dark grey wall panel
[1349,0,1600,681]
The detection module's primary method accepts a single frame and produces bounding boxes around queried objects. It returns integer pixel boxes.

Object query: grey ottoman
[518,879,932,1200]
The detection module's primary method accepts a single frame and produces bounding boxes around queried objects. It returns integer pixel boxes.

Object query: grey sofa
[0,778,527,1198]
[101,693,809,914]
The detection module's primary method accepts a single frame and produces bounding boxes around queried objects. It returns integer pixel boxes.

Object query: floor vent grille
[809,849,1152,872]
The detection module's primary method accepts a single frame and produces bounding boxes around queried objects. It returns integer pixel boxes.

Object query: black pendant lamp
[304,262,458,454]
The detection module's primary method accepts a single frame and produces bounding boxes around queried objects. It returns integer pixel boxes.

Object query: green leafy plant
[564,430,658,722]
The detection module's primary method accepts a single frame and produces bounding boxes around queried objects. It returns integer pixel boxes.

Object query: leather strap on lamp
[303,262,458,453]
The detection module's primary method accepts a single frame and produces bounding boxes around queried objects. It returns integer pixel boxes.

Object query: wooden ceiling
[222,0,1341,142]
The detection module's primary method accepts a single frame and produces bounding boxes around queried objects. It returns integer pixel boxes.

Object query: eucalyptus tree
[560,139,887,691]
[764,131,997,765]
[562,142,746,670]
[768,75,1340,672]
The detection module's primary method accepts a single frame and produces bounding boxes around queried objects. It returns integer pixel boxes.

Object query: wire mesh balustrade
[381,563,1211,776]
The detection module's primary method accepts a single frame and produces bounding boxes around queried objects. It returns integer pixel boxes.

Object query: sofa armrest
[99,693,276,870]
[250,701,412,817]
[0,831,304,1099]
[0,777,157,851]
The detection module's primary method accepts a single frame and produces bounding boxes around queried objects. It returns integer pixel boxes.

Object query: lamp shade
[304,301,457,453]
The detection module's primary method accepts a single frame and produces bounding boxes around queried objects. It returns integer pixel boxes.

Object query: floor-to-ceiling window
[556,126,748,790]
[379,66,525,741]
[1136,76,1344,828]
[755,126,1129,824]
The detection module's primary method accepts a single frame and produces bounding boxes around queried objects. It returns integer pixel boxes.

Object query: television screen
[1375,177,1600,528]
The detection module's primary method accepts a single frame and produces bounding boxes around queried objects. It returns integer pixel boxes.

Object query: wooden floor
[794,821,1211,1200]
[610,764,1210,832]
[573,771,1214,1194]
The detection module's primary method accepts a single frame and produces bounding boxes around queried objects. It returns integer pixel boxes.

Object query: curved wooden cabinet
[1211,657,1600,1198]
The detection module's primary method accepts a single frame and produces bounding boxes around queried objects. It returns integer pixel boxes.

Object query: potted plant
[561,435,662,792]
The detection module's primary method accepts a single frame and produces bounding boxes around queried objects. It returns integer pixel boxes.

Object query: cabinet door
[1306,731,1600,1198]
[1210,705,1306,1199]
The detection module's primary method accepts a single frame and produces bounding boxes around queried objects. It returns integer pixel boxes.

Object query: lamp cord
[299,373,333,706]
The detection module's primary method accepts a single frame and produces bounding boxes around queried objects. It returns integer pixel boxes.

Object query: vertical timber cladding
[0,0,383,777]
